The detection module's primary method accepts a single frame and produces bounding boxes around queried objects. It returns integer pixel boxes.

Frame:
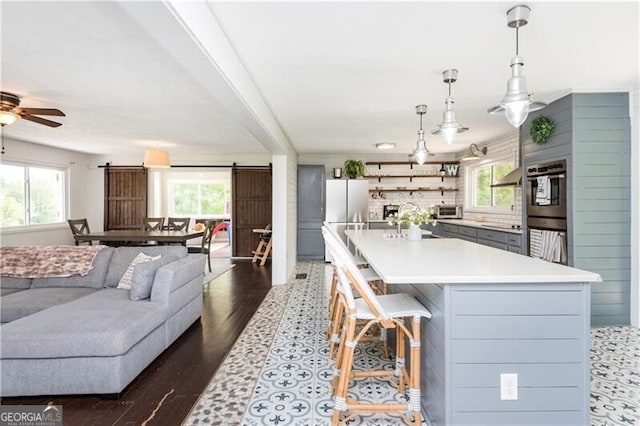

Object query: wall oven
[526,160,568,265]
[526,160,567,218]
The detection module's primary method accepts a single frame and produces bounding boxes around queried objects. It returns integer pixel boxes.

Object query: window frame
[167,178,231,218]
[0,160,68,230]
[465,158,516,213]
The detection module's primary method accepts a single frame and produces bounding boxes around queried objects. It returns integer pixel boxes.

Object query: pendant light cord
[515,27,520,55]
[1,124,5,155]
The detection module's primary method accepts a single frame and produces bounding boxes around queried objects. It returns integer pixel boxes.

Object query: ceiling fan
[0,91,65,128]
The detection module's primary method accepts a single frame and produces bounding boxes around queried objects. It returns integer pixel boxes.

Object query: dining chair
[323,227,431,425]
[188,221,229,273]
[67,219,92,245]
[166,217,190,231]
[142,217,164,231]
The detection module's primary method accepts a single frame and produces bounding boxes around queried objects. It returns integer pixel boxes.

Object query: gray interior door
[297,165,325,260]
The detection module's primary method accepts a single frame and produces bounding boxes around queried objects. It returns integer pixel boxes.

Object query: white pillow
[117,252,161,290]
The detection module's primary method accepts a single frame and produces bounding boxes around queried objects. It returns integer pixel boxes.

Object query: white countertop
[345,229,601,285]
[367,218,523,234]
[436,219,523,234]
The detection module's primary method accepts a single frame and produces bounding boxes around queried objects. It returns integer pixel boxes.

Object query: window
[168,180,231,217]
[468,160,515,209]
[0,163,66,227]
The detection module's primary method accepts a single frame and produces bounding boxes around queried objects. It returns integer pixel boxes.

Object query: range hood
[491,167,522,187]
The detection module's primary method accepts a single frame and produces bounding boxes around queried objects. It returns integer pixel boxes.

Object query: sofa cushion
[0,289,168,358]
[0,288,25,297]
[117,252,161,290]
[0,277,32,289]
[30,247,114,290]
[105,246,187,288]
[0,287,97,323]
[130,255,179,301]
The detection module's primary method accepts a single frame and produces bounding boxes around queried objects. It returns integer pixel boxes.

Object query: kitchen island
[345,229,601,426]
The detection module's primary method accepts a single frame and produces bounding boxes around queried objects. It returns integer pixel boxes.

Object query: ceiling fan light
[0,111,19,126]
[143,149,171,168]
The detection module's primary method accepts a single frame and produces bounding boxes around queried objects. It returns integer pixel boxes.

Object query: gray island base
[345,229,601,425]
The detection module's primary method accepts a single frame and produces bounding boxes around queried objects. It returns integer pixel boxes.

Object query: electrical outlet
[500,373,518,400]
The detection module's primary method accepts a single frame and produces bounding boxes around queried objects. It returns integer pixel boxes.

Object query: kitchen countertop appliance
[435,204,463,219]
[383,204,399,220]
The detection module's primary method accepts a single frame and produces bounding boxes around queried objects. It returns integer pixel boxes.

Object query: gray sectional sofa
[0,245,206,397]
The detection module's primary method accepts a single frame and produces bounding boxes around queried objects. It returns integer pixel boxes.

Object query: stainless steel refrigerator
[325,179,369,261]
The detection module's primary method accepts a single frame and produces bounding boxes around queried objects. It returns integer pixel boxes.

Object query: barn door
[104,166,148,230]
[232,167,272,257]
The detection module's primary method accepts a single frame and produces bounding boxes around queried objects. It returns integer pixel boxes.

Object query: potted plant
[343,160,366,179]
[387,203,437,240]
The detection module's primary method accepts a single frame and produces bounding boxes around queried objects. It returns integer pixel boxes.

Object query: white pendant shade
[487,5,547,127]
[432,69,469,143]
[414,139,428,165]
[143,149,171,168]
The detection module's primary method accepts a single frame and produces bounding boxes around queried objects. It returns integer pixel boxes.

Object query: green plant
[387,203,437,227]
[530,116,555,145]
[343,160,366,179]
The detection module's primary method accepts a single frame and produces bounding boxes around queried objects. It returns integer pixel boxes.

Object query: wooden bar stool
[323,227,432,425]
[251,225,272,266]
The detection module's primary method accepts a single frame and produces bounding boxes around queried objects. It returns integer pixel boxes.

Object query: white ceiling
[1,1,638,158]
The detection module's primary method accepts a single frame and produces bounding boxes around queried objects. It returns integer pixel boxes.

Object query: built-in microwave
[435,205,462,219]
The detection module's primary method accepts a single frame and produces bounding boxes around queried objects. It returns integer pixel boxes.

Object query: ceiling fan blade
[17,107,65,117]
[21,114,63,128]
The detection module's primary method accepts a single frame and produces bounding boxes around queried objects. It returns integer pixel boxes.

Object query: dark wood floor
[1,260,272,426]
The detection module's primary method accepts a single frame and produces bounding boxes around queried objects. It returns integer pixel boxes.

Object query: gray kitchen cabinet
[477,228,508,251]
[368,221,393,230]
[457,225,477,243]
[441,223,458,238]
[507,233,522,254]
[297,165,325,260]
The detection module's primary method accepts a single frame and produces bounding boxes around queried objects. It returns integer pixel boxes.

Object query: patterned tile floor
[184,261,640,426]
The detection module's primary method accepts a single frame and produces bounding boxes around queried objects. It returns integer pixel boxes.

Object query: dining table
[73,229,204,246]
[344,228,601,426]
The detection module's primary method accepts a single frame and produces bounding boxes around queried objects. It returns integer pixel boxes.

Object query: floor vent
[295,273,307,280]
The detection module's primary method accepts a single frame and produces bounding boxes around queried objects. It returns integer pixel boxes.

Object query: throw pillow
[130,255,179,301]
[117,252,161,291]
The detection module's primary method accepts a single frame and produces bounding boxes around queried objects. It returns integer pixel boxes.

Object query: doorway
[148,168,232,258]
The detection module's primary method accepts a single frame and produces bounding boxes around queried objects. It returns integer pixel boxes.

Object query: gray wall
[524,93,631,326]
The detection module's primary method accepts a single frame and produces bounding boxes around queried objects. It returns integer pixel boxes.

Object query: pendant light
[143,149,171,168]
[432,69,468,144]
[488,4,547,127]
[412,104,429,165]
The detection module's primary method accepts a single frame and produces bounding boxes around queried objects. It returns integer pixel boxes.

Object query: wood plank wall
[524,93,631,326]
[103,167,148,230]
[572,93,631,325]
[232,167,272,257]
[395,282,591,425]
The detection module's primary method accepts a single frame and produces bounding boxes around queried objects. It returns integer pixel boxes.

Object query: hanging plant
[343,160,366,179]
[530,116,555,145]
